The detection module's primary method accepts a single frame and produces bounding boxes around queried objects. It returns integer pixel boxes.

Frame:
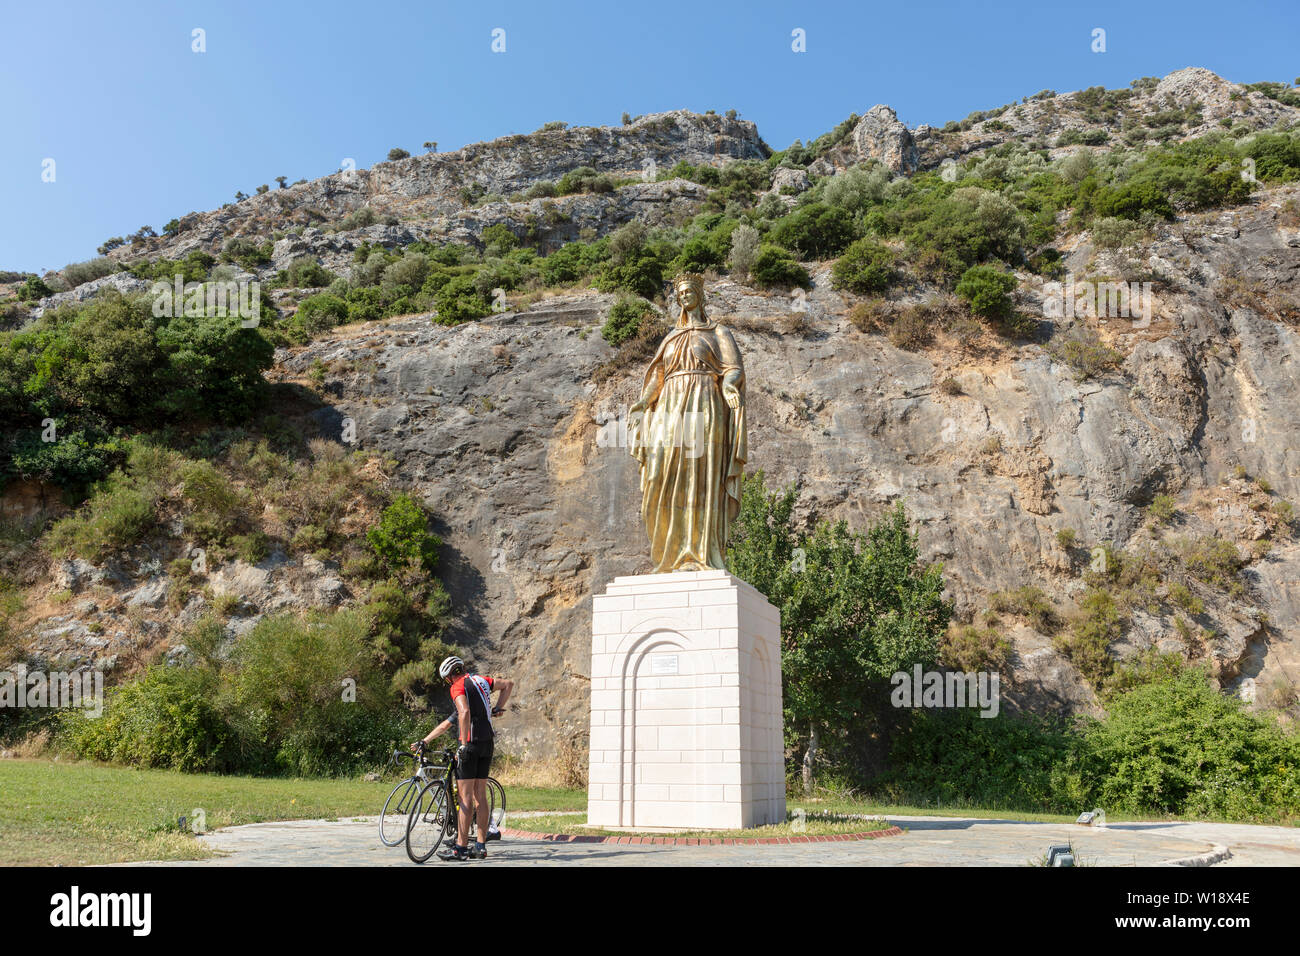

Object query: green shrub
[221,237,273,269]
[481,224,519,256]
[768,203,857,258]
[382,252,431,293]
[226,609,403,776]
[45,471,158,558]
[988,586,1059,634]
[1148,494,1177,524]
[556,166,619,195]
[728,224,761,277]
[278,257,335,289]
[345,286,388,323]
[6,427,126,490]
[18,276,52,301]
[1167,582,1204,616]
[1080,668,1300,819]
[955,265,1017,320]
[62,257,119,289]
[335,206,378,232]
[1055,588,1123,690]
[432,275,492,324]
[1177,536,1245,593]
[885,707,1080,812]
[3,294,272,433]
[904,186,1028,281]
[822,164,890,215]
[602,295,657,347]
[749,247,811,289]
[367,493,441,574]
[594,251,664,300]
[939,623,1011,673]
[230,529,269,564]
[831,239,897,295]
[292,293,349,338]
[61,665,230,772]
[179,460,244,545]
[1242,132,1300,182]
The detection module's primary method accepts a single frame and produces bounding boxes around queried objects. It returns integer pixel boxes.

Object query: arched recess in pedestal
[613,624,701,829]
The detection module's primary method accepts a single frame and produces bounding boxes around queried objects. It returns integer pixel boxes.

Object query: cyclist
[433,655,512,861]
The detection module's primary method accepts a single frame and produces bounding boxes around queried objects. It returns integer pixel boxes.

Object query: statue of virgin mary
[628,273,747,573]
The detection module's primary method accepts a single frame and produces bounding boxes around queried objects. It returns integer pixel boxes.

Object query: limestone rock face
[31,272,152,318]
[258,183,1300,750]
[108,111,768,273]
[849,105,919,173]
[769,166,810,194]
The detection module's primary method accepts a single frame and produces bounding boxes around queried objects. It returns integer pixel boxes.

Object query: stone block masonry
[587,569,785,830]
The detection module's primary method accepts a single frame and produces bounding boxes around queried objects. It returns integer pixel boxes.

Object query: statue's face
[678,284,699,310]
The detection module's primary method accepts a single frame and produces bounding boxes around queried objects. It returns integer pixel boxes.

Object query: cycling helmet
[438,655,465,680]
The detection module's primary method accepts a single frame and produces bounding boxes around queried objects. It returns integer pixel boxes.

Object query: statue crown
[673,272,705,293]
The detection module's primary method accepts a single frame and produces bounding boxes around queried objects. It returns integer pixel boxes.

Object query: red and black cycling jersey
[449,674,495,743]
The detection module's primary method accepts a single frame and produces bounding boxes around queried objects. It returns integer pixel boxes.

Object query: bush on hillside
[768,202,857,258]
[954,265,1018,320]
[748,246,811,290]
[831,239,897,295]
[602,295,658,348]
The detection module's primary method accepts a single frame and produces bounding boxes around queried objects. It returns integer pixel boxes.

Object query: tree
[387,147,410,161]
[275,176,288,188]
[256,184,269,195]
[422,141,438,153]
[727,474,951,792]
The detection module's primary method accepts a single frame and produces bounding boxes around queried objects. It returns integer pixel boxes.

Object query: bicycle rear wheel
[486,777,506,831]
[379,778,420,846]
[405,779,452,864]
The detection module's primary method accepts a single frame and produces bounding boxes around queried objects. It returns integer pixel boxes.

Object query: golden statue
[628,273,747,573]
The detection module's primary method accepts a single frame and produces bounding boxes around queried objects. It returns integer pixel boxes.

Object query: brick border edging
[497,824,904,845]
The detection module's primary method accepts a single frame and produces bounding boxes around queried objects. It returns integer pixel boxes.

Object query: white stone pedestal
[587,569,785,830]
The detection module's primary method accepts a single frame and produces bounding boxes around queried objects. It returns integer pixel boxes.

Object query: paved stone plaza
[124,813,1300,867]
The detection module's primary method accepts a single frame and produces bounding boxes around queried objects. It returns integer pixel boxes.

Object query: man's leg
[456,779,474,849]
[474,778,489,844]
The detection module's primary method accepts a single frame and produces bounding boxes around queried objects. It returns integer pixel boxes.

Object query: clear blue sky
[3,0,1297,272]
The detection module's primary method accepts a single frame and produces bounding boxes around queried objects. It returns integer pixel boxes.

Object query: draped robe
[629,319,747,573]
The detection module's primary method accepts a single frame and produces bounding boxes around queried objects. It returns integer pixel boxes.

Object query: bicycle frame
[429,749,497,840]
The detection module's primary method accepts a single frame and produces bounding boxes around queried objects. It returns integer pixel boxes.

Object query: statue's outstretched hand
[722,382,742,409]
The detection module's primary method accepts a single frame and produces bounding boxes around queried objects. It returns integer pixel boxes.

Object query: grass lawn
[0,759,586,866]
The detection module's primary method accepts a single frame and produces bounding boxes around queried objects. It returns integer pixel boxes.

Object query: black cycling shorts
[455,739,494,780]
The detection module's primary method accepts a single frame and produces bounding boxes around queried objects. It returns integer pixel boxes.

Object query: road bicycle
[404,746,506,864]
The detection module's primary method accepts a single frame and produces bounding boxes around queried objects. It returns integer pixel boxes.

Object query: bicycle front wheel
[405,779,452,864]
[380,778,420,847]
